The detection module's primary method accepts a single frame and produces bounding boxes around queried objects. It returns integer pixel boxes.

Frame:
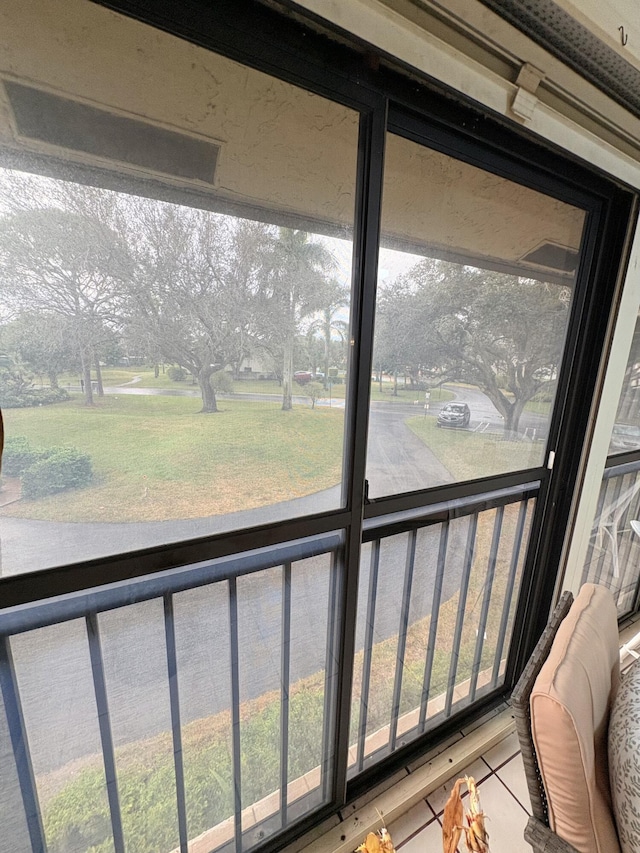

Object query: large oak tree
[375,257,570,435]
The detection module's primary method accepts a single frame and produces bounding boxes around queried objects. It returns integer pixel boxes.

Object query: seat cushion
[609,659,640,853]
[530,583,621,853]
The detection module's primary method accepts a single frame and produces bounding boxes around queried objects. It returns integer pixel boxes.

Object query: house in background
[1,1,640,852]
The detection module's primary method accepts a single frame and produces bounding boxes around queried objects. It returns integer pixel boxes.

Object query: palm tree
[307,279,349,388]
[260,229,337,411]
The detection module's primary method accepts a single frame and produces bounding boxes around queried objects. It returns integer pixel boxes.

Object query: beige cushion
[530,583,621,853]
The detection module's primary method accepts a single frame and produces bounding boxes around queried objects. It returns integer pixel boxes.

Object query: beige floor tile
[481,731,520,770]
[495,753,531,814]
[426,758,488,816]
[471,773,530,853]
[398,817,443,853]
[388,799,433,846]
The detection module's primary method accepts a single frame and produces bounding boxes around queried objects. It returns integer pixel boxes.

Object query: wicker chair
[511,591,581,853]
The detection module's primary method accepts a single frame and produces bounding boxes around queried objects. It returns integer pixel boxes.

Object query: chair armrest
[524,816,582,853]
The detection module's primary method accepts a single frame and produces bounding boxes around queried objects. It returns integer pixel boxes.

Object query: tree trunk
[48,371,59,389]
[393,369,398,397]
[282,338,293,411]
[94,356,104,397]
[81,354,93,405]
[154,363,159,379]
[501,397,529,439]
[198,366,219,413]
[324,312,331,390]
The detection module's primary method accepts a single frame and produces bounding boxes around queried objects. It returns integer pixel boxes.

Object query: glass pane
[0,679,32,851]
[234,553,334,850]
[174,582,234,845]
[0,0,358,575]
[10,621,113,853]
[349,496,534,773]
[367,132,586,497]
[0,536,338,853]
[99,601,180,853]
[608,313,640,455]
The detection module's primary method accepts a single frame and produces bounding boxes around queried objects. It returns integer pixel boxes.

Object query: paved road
[0,384,537,775]
[12,517,470,776]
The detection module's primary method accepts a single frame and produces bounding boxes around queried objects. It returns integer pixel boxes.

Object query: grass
[369,384,453,404]
[41,676,327,853]
[523,399,552,416]
[2,395,344,522]
[406,416,544,481]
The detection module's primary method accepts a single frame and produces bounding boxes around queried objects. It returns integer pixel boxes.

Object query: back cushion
[609,660,640,853]
[530,583,621,853]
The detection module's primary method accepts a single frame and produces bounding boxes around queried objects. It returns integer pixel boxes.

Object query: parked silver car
[437,402,471,428]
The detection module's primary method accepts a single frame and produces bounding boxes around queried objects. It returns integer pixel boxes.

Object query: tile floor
[387,731,530,853]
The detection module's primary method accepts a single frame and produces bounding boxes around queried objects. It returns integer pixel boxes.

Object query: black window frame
[0,0,635,847]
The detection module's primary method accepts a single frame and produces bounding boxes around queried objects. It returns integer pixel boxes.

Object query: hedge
[21,448,93,499]
[0,387,69,408]
[1,436,50,477]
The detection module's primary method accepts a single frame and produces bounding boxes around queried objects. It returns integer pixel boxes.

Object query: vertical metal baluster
[418,521,449,734]
[389,530,417,752]
[444,514,478,717]
[164,594,188,853]
[280,562,292,828]
[0,636,47,853]
[321,550,339,801]
[582,477,608,584]
[595,475,623,584]
[86,614,125,853]
[356,539,380,772]
[491,501,528,687]
[469,507,504,702]
[228,578,243,853]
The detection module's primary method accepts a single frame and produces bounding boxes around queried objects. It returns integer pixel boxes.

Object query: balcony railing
[0,484,538,853]
[0,534,342,853]
[350,483,537,774]
[582,458,640,615]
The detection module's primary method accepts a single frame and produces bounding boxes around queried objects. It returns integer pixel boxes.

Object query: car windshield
[447,405,465,412]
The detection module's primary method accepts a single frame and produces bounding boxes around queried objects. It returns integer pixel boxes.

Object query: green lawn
[60,367,194,390]
[369,384,453,404]
[523,399,552,416]
[406,416,545,481]
[2,384,542,524]
[2,395,344,522]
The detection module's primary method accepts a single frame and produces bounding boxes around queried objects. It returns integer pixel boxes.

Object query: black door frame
[0,0,635,847]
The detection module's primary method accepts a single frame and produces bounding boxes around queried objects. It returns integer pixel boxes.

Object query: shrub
[22,448,93,499]
[167,365,187,382]
[1,437,50,477]
[0,385,69,408]
[306,381,324,408]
